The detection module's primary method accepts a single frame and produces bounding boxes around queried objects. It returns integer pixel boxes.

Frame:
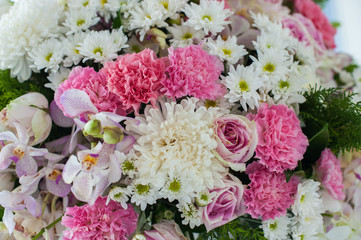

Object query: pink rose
[214,115,258,171]
[293,0,337,49]
[282,13,326,54]
[316,148,345,200]
[103,48,167,114]
[202,174,244,231]
[250,103,308,173]
[144,220,187,240]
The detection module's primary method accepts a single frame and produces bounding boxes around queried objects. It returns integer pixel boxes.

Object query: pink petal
[60,89,98,117]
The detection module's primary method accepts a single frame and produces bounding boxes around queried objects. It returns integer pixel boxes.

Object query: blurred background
[324,0,361,63]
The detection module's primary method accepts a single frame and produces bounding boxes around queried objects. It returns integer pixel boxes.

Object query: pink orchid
[0,122,47,177]
[62,142,122,203]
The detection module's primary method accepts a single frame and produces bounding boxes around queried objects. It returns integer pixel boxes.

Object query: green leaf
[112,10,122,29]
[0,206,3,221]
[332,21,341,29]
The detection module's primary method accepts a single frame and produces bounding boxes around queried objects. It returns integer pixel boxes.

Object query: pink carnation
[55,66,124,116]
[250,103,308,173]
[104,48,167,114]
[244,161,297,220]
[293,0,337,49]
[62,197,138,240]
[161,45,225,100]
[316,148,345,200]
[282,13,326,53]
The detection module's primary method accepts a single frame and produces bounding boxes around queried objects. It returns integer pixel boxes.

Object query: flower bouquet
[0,0,361,239]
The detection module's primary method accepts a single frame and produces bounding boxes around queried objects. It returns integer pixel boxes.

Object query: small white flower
[253,31,289,54]
[45,67,71,91]
[29,38,64,73]
[261,216,290,240]
[95,0,122,21]
[183,0,233,35]
[160,171,195,204]
[223,65,264,111]
[196,97,234,115]
[129,182,158,211]
[195,190,214,207]
[207,36,247,64]
[63,7,99,34]
[154,0,187,19]
[62,32,86,67]
[77,30,119,63]
[107,186,132,209]
[120,0,139,19]
[119,149,137,178]
[110,27,129,50]
[167,24,205,48]
[177,202,202,229]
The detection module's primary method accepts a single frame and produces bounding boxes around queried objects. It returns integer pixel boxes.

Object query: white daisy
[77,30,118,63]
[129,182,158,211]
[28,38,64,73]
[107,185,132,209]
[110,27,129,50]
[154,0,187,19]
[207,35,248,64]
[0,0,63,81]
[120,0,139,19]
[261,216,290,240]
[291,225,320,240]
[63,6,99,35]
[119,149,137,178]
[195,190,215,207]
[196,97,234,115]
[223,65,264,111]
[62,32,86,67]
[253,31,289,54]
[177,202,202,229]
[183,0,233,35]
[125,98,226,205]
[45,67,71,91]
[291,179,324,218]
[95,0,122,21]
[167,24,205,48]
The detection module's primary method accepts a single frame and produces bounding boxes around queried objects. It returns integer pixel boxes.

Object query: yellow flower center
[82,154,98,170]
[77,19,85,26]
[202,15,212,21]
[204,100,217,109]
[93,47,103,56]
[279,80,290,89]
[47,169,62,181]
[101,0,107,6]
[13,146,25,159]
[238,80,249,92]
[182,33,193,40]
[45,53,53,62]
[135,184,150,195]
[263,63,275,73]
[160,1,168,9]
[169,179,181,192]
[222,48,232,56]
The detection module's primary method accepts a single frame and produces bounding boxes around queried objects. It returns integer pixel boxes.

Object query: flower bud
[83,119,102,137]
[132,234,146,240]
[103,126,124,144]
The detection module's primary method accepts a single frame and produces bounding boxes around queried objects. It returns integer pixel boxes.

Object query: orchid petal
[116,135,135,153]
[14,122,29,145]
[29,147,48,157]
[325,226,351,240]
[0,131,18,143]
[60,89,98,117]
[46,177,71,198]
[19,169,46,194]
[15,154,38,177]
[45,152,65,162]
[24,196,42,217]
[68,126,81,154]
[49,100,74,128]
[108,153,122,183]
[89,176,108,205]
[71,172,93,202]
[0,144,15,170]
[3,208,15,235]
[62,155,81,184]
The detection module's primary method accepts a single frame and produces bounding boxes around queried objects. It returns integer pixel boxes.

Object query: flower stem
[31,215,63,240]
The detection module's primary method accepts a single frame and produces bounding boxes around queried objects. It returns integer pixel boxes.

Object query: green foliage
[197,217,266,240]
[300,87,361,155]
[0,70,53,109]
[0,206,3,221]
[312,0,330,8]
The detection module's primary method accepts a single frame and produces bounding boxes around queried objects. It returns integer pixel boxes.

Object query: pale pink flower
[249,103,308,173]
[202,174,245,231]
[243,161,297,220]
[161,45,225,100]
[293,0,337,49]
[316,148,345,200]
[62,197,138,240]
[55,66,124,117]
[104,49,167,114]
[144,220,187,240]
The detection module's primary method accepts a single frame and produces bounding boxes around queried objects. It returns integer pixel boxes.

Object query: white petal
[62,155,81,184]
[3,208,15,235]
[72,172,93,202]
[0,131,18,143]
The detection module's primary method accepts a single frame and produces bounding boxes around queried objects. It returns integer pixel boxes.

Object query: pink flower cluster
[55,67,124,116]
[103,48,167,114]
[293,0,337,49]
[161,45,225,100]
[316,148,345,200]
[62,197,138,240]
[250,103,308,173]
[243,162,298,220]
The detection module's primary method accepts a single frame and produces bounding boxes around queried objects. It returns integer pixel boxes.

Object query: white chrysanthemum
[28,38,64,73]
[0,0,63,81]
[154,0,187,19]
[292,41,317,69]
[294,214,323,236]
[223,65,264,110]
[119,149,137,178]
[120,0,139,19]
[167,24,205,48]
[63,7,99,35]
[251,48,292,84]
[107,186,132,209]
[253,31,289,54]
[291,179,324,217]
[125,98,226,205]
[67,0,98,9]
[129,182,158,211]
[45,67,71,91]
[0,0,12,19]
[183,0,233,35]
[195,190,215,207]
[207,36,247,64]
[196,97,234,115]
[95,0,122,21]
[128,0,168,41]
[77,30,119,63]
[261,216,290,240]
[62,32,86,67]
[177,203,202,229]
[110,27,129,50]
[291,224,321,240]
